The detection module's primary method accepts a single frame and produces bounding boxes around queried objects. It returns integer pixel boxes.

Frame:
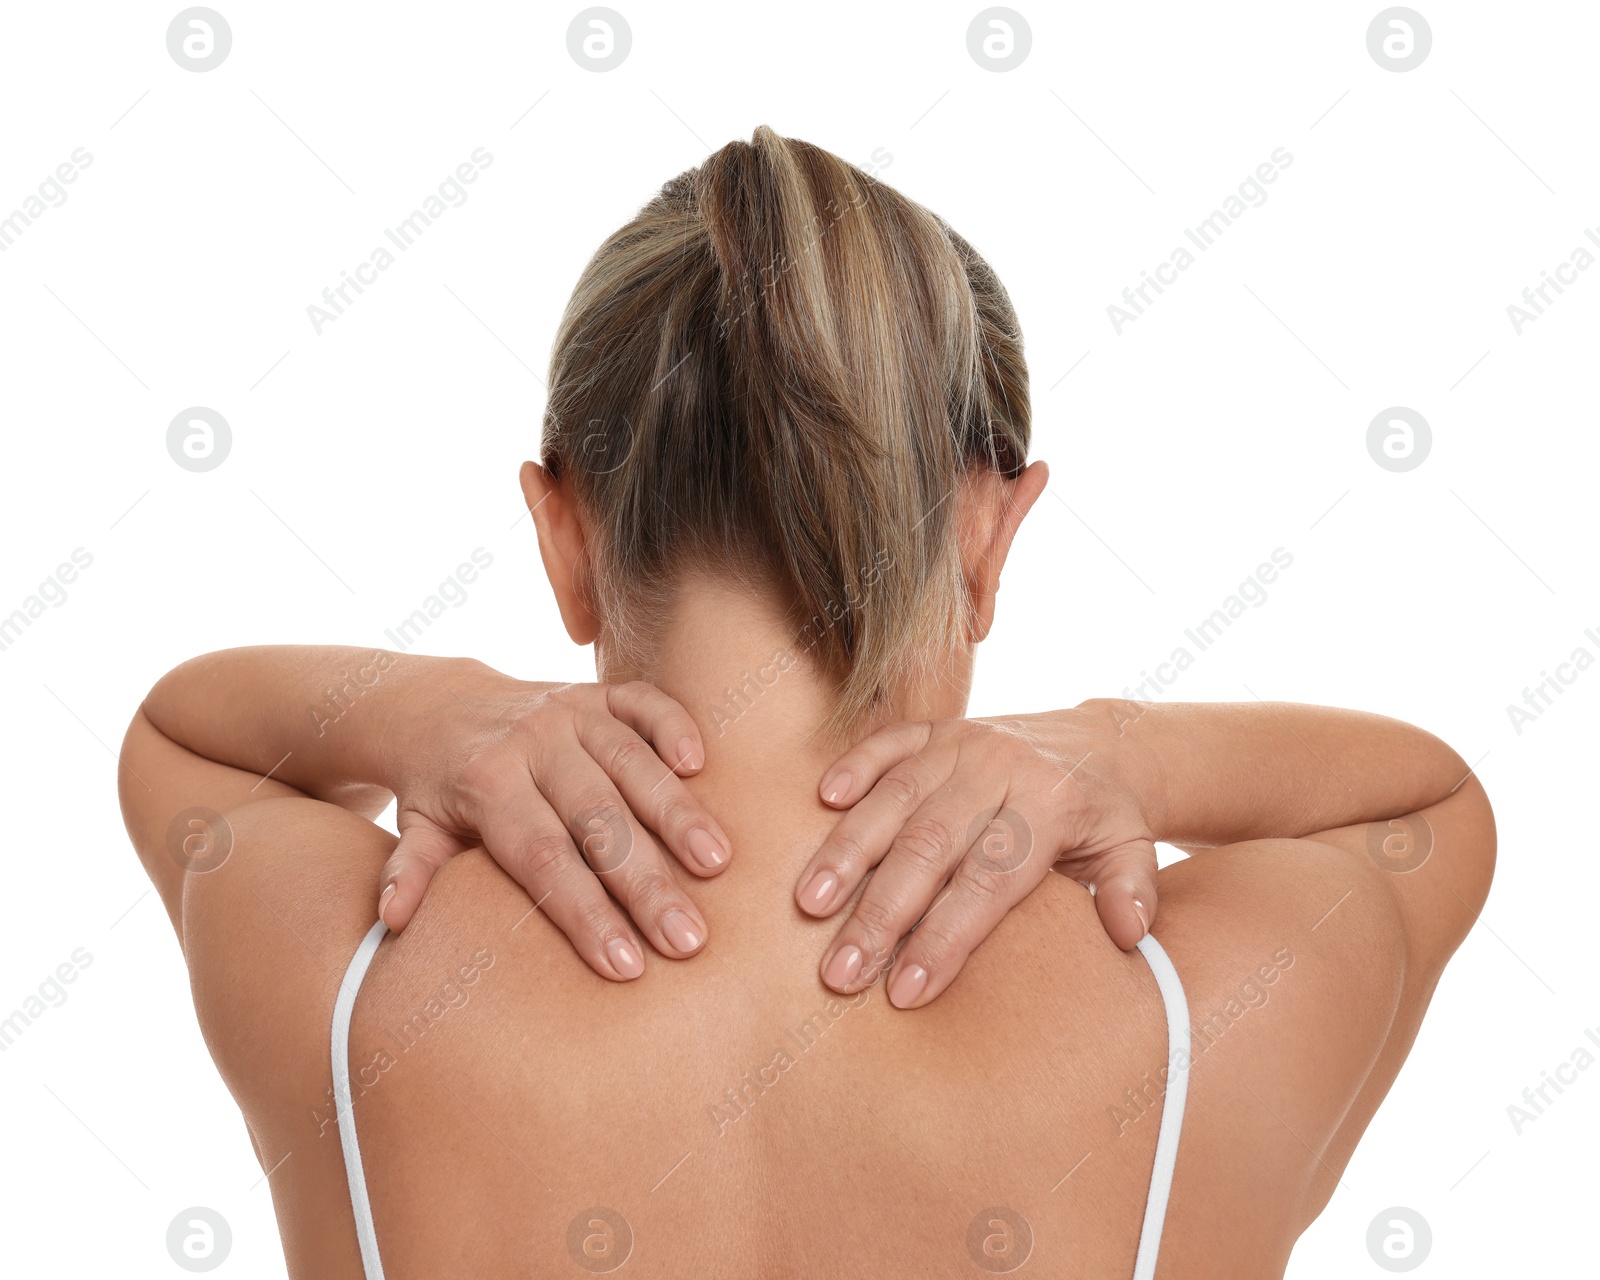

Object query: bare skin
[119,465,1495,1276]
[120,645,1492,1275]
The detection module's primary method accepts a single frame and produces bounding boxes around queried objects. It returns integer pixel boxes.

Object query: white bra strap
[1131,932,1190,1280]
[331,919,389,1280]
[328,918,1182,1280]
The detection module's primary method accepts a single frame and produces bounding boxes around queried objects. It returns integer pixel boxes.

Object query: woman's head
[528,126,1044,740]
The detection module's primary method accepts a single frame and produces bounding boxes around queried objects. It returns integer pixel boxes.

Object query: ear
[519,460,600,645]
[960,460,1049,643]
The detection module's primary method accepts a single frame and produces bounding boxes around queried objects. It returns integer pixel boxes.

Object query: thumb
[377,812,471,932]
[1091,840,1160,951]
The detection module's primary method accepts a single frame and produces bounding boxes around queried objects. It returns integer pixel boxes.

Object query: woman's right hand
[376,660,733,981]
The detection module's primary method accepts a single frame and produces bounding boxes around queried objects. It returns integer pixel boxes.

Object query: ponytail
[543,126,1029,740]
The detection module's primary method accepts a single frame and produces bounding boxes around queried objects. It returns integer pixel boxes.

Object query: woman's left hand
[794,709,1161,1009]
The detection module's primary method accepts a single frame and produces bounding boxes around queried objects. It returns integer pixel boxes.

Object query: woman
[120,128,1494,1277]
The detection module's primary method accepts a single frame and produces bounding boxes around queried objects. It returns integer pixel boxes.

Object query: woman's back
[128,127,1494,1279]
[185,755,1416,1279]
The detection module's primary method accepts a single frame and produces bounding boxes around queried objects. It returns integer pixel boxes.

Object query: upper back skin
[173,764,1440,1280]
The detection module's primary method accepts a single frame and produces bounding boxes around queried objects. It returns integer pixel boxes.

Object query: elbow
[1451,771,1498,924]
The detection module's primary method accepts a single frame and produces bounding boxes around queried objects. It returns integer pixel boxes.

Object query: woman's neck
[595,577,972,809]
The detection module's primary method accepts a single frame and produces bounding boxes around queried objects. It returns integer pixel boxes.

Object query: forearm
[1086,698,1471,848]
[140,645,478,808]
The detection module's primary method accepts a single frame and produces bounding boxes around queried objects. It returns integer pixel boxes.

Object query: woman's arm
[128,645,734,978]
[1078,697,1473,849]
[796,699,1488,1008]
[139,645,435,817]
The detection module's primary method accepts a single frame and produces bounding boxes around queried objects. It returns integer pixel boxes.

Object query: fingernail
[677,737,702,771]
[799,869,838,913]
[661,910,703,953]
[822,771,852,804]
[1132,898,1150,937]
[378,884,396,928]
[823,944,863,989]
[687,827,727,870]
[606,936,644,978]
[888,962,929,1009]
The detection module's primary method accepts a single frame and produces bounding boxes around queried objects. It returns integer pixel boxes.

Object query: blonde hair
[542,126,1030,740]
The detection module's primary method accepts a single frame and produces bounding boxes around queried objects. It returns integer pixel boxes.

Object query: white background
[1,1,1595,1275]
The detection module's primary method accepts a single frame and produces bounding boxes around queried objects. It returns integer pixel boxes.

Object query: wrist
[1072,697,1168,840]
[370,654,552,792]
[352,651,481,790]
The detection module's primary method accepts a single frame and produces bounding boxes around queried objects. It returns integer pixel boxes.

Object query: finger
[472,783,650,981]
[816,789,1001,994]
[539,757,711,961]
[576,717,731,876]
[1088,841,1160,950]
[886,823,1048,1009]
[816,720,935,807]
[797,751,953,919]
[607,680,708,774]
[377,814,471,931]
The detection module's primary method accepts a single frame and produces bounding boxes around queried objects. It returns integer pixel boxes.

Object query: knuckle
[618,679,656,703]
[969,718,1021,760]
[537,688,583,725]
[572,893,621,941]
[909,913,965,969]
[572,790,625,825]
[875,770,924,812]
[616,866,678,918]
[602,734,653,777]
[650,791,695,841]
[952,857,1011,905]
[852,893,905,940]
[455,753,503,805]
[571,799,633,872]
[927,718,961,744]
[822,830,869,872]
[516,832,576,882]
[507,691,555,731]
[892,820,960,877]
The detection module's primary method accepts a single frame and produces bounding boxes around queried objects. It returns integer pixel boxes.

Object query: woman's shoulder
[1144,835,1417,1247]
[179,797,395,1121]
